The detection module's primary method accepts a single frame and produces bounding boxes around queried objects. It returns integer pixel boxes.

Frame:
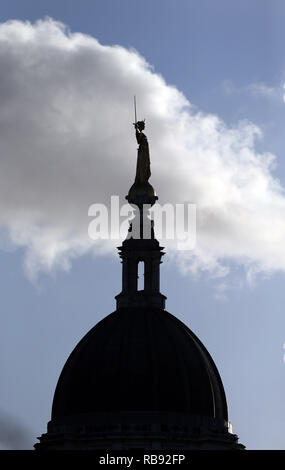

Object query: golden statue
[134,120,151,184]
[127,99,157,206]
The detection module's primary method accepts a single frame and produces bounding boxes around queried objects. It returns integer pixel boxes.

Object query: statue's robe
[135,130,151,184]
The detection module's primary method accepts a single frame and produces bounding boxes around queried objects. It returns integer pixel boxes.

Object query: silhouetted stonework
[36,308,243,450]
[35,122,244,450]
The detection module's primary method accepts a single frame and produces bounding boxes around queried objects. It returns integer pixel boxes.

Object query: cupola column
[116,237,166,309]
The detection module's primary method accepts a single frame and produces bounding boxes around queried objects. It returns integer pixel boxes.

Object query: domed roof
[52,307,228,422]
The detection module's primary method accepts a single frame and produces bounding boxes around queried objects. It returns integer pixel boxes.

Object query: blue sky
[0,0,284,450]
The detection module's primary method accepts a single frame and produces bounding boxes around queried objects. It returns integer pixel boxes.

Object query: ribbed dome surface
[52,308,228,421]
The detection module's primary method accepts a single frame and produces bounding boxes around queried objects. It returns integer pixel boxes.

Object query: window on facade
[137,260,145,291]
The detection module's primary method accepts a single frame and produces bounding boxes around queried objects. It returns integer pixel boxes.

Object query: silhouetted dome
[52,307,228,422]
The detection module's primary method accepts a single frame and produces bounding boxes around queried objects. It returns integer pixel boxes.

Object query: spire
[115,120,166,309]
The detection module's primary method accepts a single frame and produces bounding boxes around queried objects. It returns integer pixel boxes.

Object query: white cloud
[0,18,285,281]
[223,79,282,103]
[247,83,275,98]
